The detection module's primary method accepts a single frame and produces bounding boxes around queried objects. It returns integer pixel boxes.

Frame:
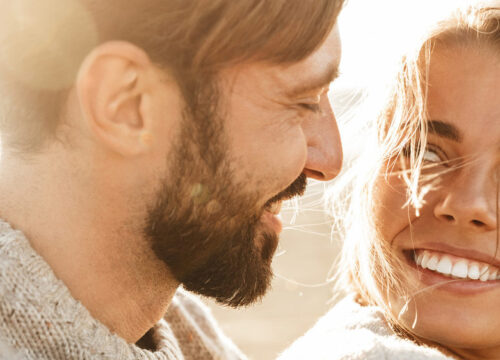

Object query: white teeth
[436,256,452,275]
[480,271,490,282]
[416,252,423,266]
[451,261,468,279]
[468,264,480,280]
[421,252,430,268]
[427,256,439,271]
[414,250,500,282]
[479,265,490,282]
[490,269,498,280]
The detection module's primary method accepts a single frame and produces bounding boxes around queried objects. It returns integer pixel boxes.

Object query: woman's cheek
[372,174,412,245]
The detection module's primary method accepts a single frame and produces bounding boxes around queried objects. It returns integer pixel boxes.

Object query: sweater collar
[0,219,183,359]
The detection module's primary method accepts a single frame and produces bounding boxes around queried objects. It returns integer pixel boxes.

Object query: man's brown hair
[0,0,344,152]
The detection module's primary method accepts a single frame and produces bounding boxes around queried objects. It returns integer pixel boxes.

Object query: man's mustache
[264,173,307,208]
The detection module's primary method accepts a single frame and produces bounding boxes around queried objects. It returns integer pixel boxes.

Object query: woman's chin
[389,271,500,353]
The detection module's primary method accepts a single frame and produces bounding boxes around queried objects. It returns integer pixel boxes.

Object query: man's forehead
[268,25,342,98]
[221,25,341,99]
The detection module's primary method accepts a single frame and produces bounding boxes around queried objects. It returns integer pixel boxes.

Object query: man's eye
[299,103,321,112]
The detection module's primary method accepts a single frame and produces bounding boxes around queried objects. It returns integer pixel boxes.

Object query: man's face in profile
[145,26,342,307]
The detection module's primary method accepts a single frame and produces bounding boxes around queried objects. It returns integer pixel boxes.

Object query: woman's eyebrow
[428,120,463,142]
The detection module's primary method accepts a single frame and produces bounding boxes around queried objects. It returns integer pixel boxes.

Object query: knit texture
[0,219,246,360]
[278,296,455,360]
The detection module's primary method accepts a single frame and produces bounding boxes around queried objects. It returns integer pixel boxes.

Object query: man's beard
[143,88,306,307]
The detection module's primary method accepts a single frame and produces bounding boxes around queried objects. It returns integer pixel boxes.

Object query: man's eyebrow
[286,65,339,98]
[427,120,462,142]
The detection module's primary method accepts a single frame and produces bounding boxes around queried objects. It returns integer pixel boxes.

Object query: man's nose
[302,95,343,181]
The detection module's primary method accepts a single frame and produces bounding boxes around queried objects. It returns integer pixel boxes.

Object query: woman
[280,2,499,359]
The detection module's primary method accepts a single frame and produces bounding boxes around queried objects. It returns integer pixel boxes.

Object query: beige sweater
[278,296,455,360]
[0,220,246,360]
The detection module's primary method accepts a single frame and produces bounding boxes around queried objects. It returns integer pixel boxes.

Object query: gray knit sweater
[0,220,246,360]
[278,296,455,360]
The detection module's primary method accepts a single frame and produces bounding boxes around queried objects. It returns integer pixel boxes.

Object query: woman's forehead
[425,46,500,147]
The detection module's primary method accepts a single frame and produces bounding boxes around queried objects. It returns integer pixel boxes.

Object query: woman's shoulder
[277,295,454,360]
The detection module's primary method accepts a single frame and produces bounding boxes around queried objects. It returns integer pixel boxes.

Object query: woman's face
[374,45,499,358]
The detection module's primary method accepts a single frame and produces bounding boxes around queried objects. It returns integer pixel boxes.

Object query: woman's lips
[413,249,500,281]
[403,249,500,295]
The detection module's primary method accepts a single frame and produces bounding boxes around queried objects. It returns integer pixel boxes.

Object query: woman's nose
[433,164,497,232]
[302,95,343,181]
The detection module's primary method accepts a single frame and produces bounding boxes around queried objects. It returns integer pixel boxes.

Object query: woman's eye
[422,148,443,163]
[402,144,447,164]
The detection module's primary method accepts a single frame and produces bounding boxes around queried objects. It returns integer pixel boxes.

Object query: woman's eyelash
[402,143,448,164]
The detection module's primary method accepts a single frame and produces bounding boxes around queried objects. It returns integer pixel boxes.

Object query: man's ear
[76,41,158,156]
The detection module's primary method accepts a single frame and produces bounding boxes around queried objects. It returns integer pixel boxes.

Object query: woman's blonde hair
[329,0,500,339]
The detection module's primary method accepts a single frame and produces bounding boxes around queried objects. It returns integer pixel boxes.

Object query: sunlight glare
[336,0,474,89]
[0,0,98,90]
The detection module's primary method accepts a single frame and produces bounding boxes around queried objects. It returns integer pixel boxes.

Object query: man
[0,0,344,358]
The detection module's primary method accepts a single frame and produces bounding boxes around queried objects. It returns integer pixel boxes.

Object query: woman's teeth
[414,249,500,281]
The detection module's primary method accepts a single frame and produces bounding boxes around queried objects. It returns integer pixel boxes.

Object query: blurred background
[203,0,466,358]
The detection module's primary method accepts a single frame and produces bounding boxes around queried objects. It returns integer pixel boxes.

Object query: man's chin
[181,238,274,307]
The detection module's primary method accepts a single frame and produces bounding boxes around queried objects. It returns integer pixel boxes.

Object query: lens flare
[0,0,98,90]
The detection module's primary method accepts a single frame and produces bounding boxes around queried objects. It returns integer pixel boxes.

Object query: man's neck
[0,151,179,343]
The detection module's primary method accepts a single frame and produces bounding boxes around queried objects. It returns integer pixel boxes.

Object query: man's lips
[260,208,283,234]
[262,201,283,234]
[265,201,282,215]
[259,173,306,234]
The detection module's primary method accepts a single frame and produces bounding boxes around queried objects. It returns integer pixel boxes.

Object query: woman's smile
[401,247,500,295]
[414,249,500,281]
